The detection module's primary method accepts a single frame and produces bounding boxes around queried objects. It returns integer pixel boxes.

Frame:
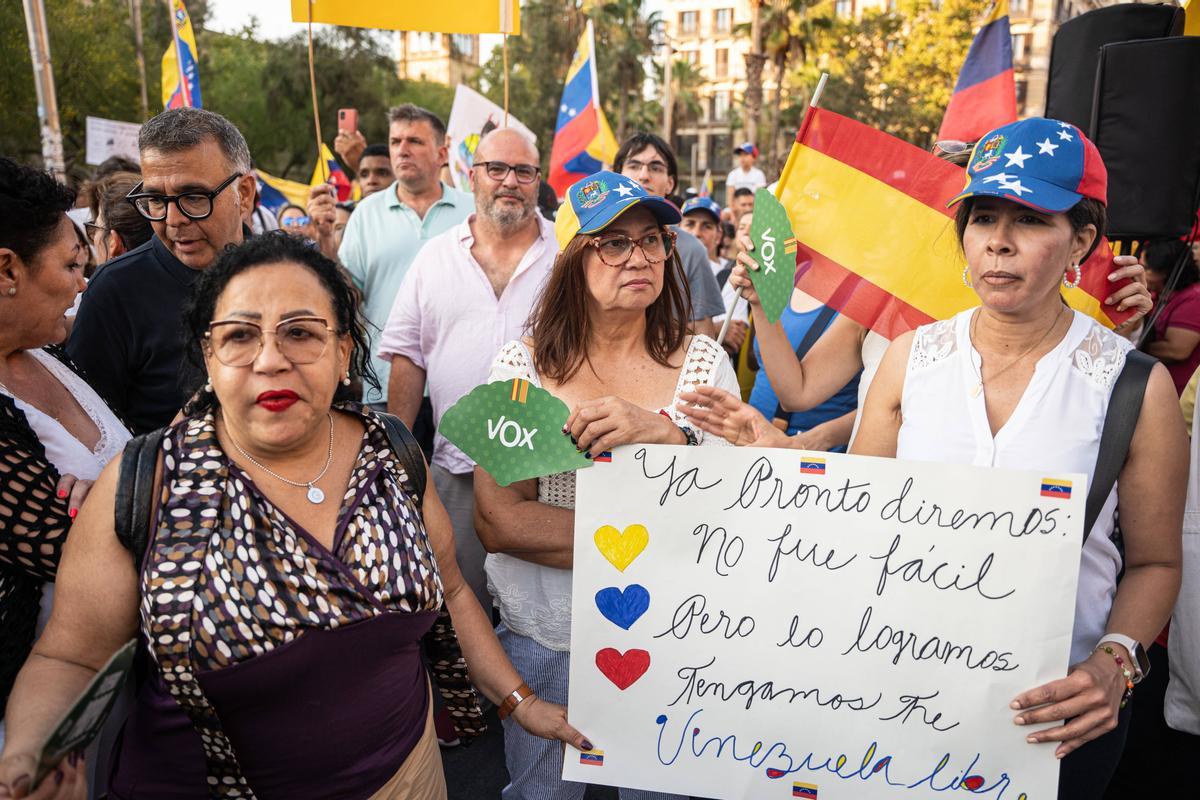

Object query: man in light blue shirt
[338,104,474,408]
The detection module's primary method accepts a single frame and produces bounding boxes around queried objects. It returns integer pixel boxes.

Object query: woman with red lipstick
[0,233,588,799]
[0,160,129,789]
[473,171,739,800]
[684,119,1186,800]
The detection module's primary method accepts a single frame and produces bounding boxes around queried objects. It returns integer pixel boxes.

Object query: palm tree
[595,0,662,141]
[760,0,828,172]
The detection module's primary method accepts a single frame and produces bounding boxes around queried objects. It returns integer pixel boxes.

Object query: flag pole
[166,0,190,107]
[500,0,512,125]
[717,72,828,349]
[306,0,328,183]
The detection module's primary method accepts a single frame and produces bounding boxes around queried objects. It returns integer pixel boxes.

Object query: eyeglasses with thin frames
[473,160,540,185]
[587,230,676,266]
[204,316,341,368]
[126,172,242,222]
[623,159,670,177]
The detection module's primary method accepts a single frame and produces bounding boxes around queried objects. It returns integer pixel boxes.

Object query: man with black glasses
[67,107,256,432]
[378,128,550,617]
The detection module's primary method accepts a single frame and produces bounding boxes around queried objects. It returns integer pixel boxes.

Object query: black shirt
[67,236,201,433]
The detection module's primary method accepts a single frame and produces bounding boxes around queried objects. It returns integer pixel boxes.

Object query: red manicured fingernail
[57,489,67,498]
[69,508,78,519]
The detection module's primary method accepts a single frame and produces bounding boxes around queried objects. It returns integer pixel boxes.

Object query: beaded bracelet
[1094,645,1135,708]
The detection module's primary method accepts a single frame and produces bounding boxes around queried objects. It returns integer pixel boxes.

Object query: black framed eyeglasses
[588,229,676,266]
[126,172,242,222]
[84,222,110,242]
[474,160,540,185]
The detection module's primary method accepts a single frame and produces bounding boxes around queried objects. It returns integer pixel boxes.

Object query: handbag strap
[1083,350,1156,544]
[774,305,838,422]
[376,411,427,508]
[113,427,167,564]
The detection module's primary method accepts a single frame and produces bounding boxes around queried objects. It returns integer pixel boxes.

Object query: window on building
[1015,78,1028,109]
[684,49,700,66]
[1011,0,1029,15]
[834,0,854,17]
[714,8,733,33]
[713,91,730,122]
[1012,33,1032,61]
[450,34,474,60]
[715,48,729,78]
[680,11,698,34]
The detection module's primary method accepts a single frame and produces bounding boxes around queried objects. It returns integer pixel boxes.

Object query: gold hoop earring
[962,265,973,288]
[1063,263,1081,289]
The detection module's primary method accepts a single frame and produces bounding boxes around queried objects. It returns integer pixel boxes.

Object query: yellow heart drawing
[593,524,649,572]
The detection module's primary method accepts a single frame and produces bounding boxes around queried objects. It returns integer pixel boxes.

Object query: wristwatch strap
[498,682,534,720]
[1097,634,1149,683]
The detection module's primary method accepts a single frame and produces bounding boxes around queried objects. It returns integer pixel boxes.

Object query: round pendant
[306,484,325,504]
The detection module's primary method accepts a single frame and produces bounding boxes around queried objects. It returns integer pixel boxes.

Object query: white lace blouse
[896,308,1132,665]
[483,335,739,651]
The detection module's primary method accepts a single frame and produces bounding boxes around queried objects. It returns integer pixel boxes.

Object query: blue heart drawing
[595,584,651,630]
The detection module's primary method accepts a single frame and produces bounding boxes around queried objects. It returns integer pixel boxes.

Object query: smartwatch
[1097,634,1150,684]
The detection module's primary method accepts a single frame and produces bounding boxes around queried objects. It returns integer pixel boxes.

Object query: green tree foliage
[1,1,450,182]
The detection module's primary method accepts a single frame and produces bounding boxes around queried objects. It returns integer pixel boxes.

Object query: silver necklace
[968,305,1065,398]
[227,413,335,504]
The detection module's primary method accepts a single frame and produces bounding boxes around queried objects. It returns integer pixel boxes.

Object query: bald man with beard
[379,128,553,611]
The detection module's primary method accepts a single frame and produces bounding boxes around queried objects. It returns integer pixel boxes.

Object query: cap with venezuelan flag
[554,170,682,251]
[949,117,1107,214]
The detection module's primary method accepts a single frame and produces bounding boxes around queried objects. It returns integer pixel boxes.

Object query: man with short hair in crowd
[68,107,256,432]
[614,132,725,337]
[337,104,474,432]
[356,143,394,198]
[725,142,767,211]
[379,128,551,612]
[681,196,748,357]
[730,186,755,222]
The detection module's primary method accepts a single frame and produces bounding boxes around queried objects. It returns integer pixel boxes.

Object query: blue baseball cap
[555,170,682,251]
[948,117,1107,213]
[681,196,722,223]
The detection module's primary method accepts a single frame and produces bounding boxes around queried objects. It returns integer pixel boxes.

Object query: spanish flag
[938,0,1016,142]
[161,0,202,109]
[777,107,1134,340]
[289,0,520,35]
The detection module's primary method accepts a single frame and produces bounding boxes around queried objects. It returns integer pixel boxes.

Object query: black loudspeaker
[1045,4,1184,130]
[1091,37,1200,240]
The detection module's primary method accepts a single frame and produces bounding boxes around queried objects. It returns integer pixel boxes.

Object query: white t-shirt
[726,166,767,194]
[483,336,739,651]
[896,308,1131,666]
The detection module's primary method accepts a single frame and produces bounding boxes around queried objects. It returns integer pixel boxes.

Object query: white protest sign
[566,445,1085,800]
[446,84,536,193]
[85,116,141,166]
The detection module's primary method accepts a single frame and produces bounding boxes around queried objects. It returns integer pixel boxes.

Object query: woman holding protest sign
[0,233,588,799]
[474,171,739,800]
[682,119,1185,799]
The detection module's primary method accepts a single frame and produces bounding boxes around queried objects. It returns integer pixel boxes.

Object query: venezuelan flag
[161,0,202,109]
[792,782,818,799]
[1041,478,1073,500]
[800,458,826,475]
[579,749,605,766]
[938,1,1016,142]
[310,144,353,202]
[777,107,1134,340]
[256,170,310,217]
[592,452,613,463]
[549,21,619,196]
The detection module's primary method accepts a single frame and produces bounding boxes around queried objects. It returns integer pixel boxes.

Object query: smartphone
[338,108,358,134]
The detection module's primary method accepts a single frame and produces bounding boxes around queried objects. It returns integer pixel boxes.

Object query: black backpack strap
[1083,351,1156,544]
[114,427,167,563]
[376,411,427,508]
[774,305,838,422]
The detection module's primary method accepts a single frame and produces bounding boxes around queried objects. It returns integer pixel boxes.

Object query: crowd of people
[0,99,1196,800]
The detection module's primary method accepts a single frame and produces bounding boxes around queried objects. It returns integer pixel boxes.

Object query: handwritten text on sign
[565,446,1085,800]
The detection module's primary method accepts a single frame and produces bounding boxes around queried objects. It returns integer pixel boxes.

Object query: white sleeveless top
[484,335,738,651]
[897,308,1131,665]
[849,330,890,448]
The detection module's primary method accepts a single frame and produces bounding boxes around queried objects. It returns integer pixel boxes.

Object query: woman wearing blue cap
[684,118,1185,799]
[474,171,738,800]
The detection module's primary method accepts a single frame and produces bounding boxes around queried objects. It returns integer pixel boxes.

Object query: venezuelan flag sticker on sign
[579,749,604,766]
[800,457,826,476]
[1040,478,1073,500]
[792,782,818,799]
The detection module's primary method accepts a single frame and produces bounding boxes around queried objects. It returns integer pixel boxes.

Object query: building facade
[398,31,480,86]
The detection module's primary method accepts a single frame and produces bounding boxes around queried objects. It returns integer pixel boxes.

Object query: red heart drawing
[595,648,650,690]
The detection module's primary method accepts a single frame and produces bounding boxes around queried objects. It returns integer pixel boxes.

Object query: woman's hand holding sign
[1011,648,1131,758]
[564,397,686,458]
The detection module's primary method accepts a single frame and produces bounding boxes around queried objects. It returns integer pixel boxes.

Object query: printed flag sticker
[748,188,798,324]
[1040,478,1072,500]
[800,456,827,475]
[439,379,591,486]
[580,749,605,766]
[792,782,819,799]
